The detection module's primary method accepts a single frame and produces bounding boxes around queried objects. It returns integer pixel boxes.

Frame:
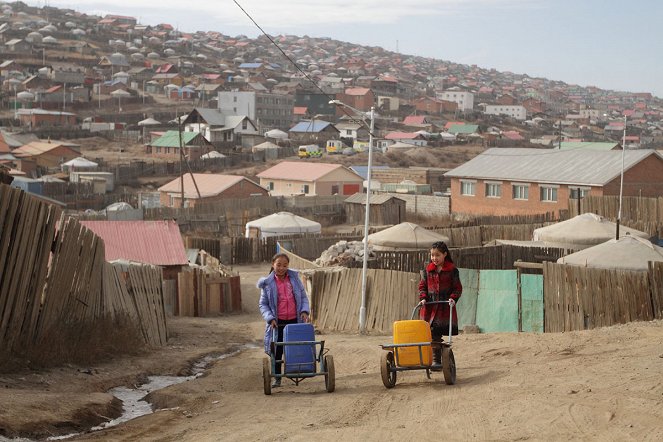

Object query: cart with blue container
[380,300,456,388]
[262,323,335,395]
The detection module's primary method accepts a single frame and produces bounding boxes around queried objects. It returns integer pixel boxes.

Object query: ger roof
[257,161,353,181]
[79,220,188,266]
[444,148,662,186]
[158,173,261,198]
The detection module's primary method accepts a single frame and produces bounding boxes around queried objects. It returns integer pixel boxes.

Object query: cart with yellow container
[379,300,456,388]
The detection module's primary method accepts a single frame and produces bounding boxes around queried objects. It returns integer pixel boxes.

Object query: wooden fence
[0,185,168,358]
[373,245,570,273]
[148,195,347,235]
[176,268,241,317]
[431,223,550,248]
[182,233,363,265]
[568,195,663,237]
[306,268,419,333]
[543,262,663,332]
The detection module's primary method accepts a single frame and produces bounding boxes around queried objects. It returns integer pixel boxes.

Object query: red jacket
[418,261,462,326]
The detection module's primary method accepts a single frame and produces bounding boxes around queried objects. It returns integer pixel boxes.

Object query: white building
[579,109,601,120]
[437,90,474,112]
[485,105,527,121]
[218,90,293,131]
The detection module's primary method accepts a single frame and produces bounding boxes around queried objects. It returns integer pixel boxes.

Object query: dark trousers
[274,318,298,375]
[431,324,458,363]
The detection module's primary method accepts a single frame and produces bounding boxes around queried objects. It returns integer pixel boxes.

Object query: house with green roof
[146,130,214,161]
[447,124,479,136]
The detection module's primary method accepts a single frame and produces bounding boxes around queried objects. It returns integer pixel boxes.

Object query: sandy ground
[2,264,663,441]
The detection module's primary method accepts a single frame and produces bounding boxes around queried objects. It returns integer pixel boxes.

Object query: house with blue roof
[288,120,340,145]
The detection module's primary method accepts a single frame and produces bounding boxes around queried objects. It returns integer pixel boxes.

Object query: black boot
[432,348,442,371]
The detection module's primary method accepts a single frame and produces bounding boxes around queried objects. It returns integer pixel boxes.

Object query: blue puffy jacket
[258,269,310,354]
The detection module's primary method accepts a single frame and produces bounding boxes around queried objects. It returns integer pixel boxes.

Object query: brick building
[257,161,362,196]
[445,148,663,217]
[158,173,268,208]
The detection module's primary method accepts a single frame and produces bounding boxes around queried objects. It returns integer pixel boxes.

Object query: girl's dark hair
[268,253,290,274]
[431,241,453,263]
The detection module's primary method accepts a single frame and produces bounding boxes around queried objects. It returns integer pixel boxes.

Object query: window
[569,187,590,199]
[233,96,237,102]
[242,120,248,130]
[460,180,476,196]
[302,184,309,194]
[346,129,352,135]
[267,182,274,190]
[540,186,558,202]
[485,182,501,198]
[512,184,529,200]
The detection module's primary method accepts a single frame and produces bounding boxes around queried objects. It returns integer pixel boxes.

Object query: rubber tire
[381,351,397,388]
[442,347,456,385]
[325,355,336,393]
[263,357,272,395]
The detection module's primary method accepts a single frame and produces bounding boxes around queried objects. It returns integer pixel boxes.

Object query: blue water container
[283,323,316,374]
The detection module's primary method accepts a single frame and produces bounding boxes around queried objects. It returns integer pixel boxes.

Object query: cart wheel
[442,347,456,385]
[324,355,335,393]
[381,351,397,388]
[263,357,272,395]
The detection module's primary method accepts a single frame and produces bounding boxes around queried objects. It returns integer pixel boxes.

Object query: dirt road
[2,265,663,441]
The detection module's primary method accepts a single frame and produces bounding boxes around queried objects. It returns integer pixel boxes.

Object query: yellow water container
[392,320,432,367]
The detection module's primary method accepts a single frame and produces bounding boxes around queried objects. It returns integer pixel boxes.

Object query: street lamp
[616,114,627,239]
[329,99,375,333]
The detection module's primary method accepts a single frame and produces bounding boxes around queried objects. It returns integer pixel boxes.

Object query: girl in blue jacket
[258,253,310,387]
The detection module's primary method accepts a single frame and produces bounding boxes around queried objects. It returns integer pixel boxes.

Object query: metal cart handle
[412,300,456,345]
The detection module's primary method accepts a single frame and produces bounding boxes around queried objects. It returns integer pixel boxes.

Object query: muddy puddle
[0,344,257,442]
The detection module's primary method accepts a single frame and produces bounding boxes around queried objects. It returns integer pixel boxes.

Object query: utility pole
[558,119,562,149]
[616,115,627,239]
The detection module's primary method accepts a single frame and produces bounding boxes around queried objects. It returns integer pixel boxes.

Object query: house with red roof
[12,139,80,168]
[502,131,524,141]
[293,106,309,123]
[79,220,188,279]
[156,63,178,74]
[158,173,268,208]
[336,87,375,112]
[256,161,363,196]
[412,96,457,115]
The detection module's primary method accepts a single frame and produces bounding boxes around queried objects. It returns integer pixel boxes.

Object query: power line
[231,0,379,142]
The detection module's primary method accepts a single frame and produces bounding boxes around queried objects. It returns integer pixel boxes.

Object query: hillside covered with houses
[0,0,662,218]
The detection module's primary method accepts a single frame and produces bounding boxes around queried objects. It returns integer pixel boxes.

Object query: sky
[27,0,663,98]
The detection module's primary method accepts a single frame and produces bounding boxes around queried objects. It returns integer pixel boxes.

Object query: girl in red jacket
[418,241,462,367]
